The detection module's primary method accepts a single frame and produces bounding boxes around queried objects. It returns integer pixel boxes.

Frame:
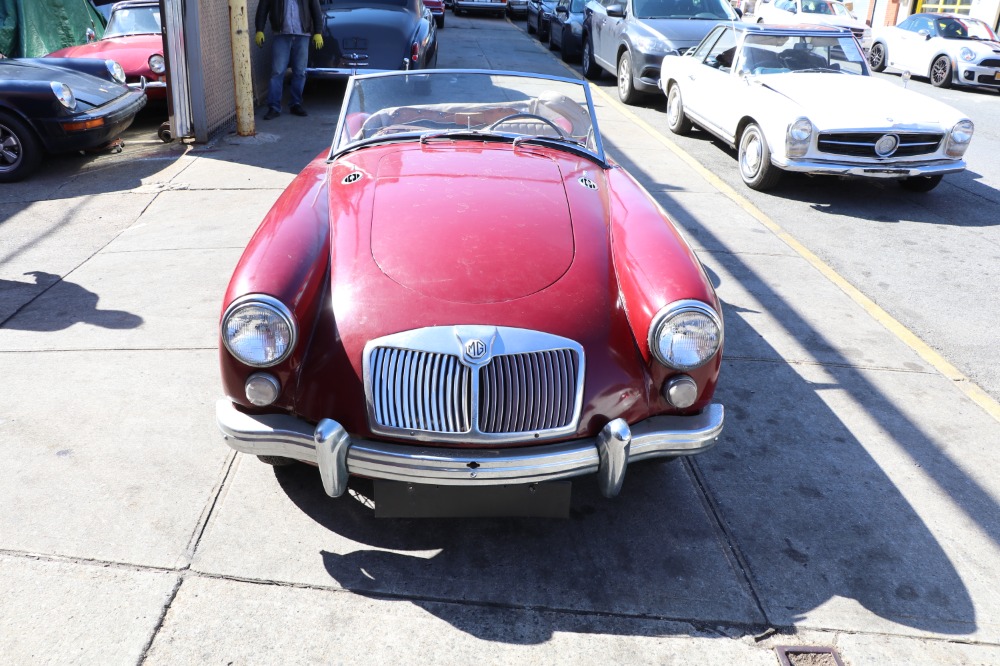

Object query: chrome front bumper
[216,399,724,499]
[777,157,966,178]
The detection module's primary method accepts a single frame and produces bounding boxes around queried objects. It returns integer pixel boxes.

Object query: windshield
[739,34,869,75]
[936,17,998,41]
[633,0,736,20]
[104,6,161,37]
[333,70,605,162]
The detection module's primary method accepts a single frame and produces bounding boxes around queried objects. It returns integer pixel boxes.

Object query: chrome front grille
[369,348,472,433]
[479,350,579,433]
[817,132,943,158]
[364,326,585,444]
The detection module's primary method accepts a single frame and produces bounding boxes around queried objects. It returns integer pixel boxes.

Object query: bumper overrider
[217,399,724,499]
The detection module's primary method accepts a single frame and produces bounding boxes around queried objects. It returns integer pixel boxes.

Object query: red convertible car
[217,70,724,504]
[48,0,166,101]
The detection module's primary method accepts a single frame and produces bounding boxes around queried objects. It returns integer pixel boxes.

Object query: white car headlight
[786,117,813,158]
[648,300,723,370]
[959,47,975,62]
[50,82,77,110]
[222,295,297,367]
[106,59,126,83]
[945,119,974,157]
[149,54,166,74]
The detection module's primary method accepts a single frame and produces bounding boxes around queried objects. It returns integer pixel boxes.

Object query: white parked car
[753,0,871,50]
[659,23,974,191]
[869,13,1000,90]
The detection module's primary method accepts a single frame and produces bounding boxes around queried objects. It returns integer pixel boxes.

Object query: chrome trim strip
[217,400,724,492]
[774,158,966,177]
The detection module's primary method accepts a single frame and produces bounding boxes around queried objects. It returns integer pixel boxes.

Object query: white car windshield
[104,6,161,37]
[333,70,605,162]
[935,17,998,41]
[740,34,868,75]
[633,0,735,19]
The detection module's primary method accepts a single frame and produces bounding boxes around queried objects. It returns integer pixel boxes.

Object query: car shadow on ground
[0,271,143,331]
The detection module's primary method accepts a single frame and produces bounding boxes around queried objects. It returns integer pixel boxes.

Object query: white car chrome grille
[363,326,585,443]
[817,131,943,158]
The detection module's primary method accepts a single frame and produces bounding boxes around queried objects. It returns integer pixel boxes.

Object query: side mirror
[607,3,625,17]
[734,7,743,17]
[86,27,96,42]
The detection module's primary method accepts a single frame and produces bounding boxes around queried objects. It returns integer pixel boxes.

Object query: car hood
[756,73,964,128]
[0,58,126,107]
[367,147,575,304]
[48,36,162,73]
[639,18,726,50]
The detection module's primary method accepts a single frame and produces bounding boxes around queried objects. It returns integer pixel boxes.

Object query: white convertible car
[659,23,974,191]
[869,13,1000,90]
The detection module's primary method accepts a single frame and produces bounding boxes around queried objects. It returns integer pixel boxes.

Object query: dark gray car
[549,0,587,62]
[582,0,740,104]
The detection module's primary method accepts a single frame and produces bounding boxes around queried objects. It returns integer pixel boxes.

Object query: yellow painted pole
[229,0,255,136]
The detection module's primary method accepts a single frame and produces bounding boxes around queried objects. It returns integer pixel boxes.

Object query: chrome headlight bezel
[50,82,77,110]
[221,295,298,368]
[106,59,126,83]
[148,54,166,74]
[959,47,975,62]
[786,117,813,158]
[647,300,723,371]
[945,119,974,157]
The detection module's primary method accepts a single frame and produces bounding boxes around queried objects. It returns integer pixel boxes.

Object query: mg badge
[464,339,487,360]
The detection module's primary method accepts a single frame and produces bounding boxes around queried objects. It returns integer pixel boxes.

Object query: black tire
[436,13,444,28]
[898,175,943,192]
[868,41,887,72]
[582,34,602,80]
[547,25,557,50]
[930,55,952,88]
[738,123,782,191]
[0,112,43,183]
[665,83,693,135]
[617,50,640,105]
[257,455,299,466]
[527,11,536,32]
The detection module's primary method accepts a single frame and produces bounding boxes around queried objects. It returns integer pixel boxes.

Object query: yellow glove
[255,31,265,47]
[312,33,324,50]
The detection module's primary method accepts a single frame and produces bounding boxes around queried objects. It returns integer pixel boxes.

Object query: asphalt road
[509,17,1000,405]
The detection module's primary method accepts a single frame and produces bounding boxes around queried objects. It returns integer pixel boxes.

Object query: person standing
[254,0,324,119]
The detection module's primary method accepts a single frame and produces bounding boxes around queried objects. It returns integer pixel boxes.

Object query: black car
[548,0,587,62]
[527,0,559,40]
[582,0,740,104]
[0,57,146,183]
[308,0,438,74]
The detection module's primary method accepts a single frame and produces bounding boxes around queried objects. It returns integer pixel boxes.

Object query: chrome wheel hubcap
[618,57,631,97]
[0,125,22,171]
[741,133,762,177]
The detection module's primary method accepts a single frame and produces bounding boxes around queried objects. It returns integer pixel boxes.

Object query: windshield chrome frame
[328,69,608,166]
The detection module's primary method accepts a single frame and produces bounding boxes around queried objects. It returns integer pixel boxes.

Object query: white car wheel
[738,123,781,191]
[666,84,692,135]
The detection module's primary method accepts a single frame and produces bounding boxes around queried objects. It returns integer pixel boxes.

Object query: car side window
[691,26,725,62]
[705,28,737,71]
[897,16,919,33]
[775,0,796,11]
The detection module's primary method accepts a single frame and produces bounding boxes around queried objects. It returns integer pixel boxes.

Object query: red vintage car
[48,0,166,101]
[217,70,724,506]
[425,0,446,28]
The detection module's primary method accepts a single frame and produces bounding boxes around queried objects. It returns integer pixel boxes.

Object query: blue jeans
[267,33,309,112]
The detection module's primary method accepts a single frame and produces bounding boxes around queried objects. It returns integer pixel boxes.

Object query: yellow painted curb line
[575,67,1000,424]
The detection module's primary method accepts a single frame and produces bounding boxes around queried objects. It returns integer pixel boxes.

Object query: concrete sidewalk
[2,14,999,665]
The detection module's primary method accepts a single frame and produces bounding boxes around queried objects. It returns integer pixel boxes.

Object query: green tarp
[0,0,105,58]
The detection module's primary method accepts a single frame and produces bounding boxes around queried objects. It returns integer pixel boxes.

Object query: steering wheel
[488,113,568,138]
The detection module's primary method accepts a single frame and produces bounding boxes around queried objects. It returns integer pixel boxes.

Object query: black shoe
[263,108,280,120]
[290,105,308,117]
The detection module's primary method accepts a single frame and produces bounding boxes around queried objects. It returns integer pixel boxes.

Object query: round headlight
[149,54,166,74]
[648,300,723,370]
[222,296,297,367]
[960,47,975,62]
[50,82,77,110]
[788,117,813,142]
[951,119,974,144]
[105,59,126,83]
